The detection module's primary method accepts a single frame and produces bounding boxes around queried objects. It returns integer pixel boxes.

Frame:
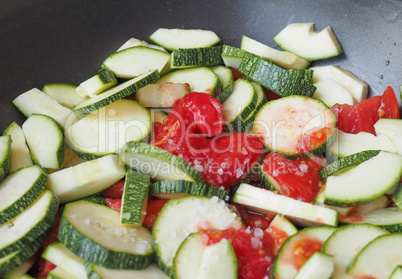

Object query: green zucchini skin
[150,180,228,200]
[238,53,316,98]
[0,136,11,183]
[171,46,223,68]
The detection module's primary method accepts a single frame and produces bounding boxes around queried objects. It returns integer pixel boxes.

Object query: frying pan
[0,0,401,131]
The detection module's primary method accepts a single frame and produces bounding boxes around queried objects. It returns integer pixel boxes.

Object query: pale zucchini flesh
[42,83,89,109]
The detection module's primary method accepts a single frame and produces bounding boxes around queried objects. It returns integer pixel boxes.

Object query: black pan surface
[0,0,401,131]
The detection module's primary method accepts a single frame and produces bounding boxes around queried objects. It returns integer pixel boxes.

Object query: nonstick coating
[0,0,401,130]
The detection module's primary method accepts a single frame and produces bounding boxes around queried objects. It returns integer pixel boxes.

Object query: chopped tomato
[152,93,264,189]
[234,204,274,231]
[332,86,400,134]
[35,259,56,278]
[296,127,334,154]
[261,152,322,203]
[229,67,247,81]
[105,198,167,231]
[291,236,323,269]
[201,228,274,279]
[101,179,125,199]
[142,199,168,231]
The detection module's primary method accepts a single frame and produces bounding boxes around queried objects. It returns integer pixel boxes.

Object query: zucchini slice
[152,196,242,276]
[266,214,298,256]
[72,70,159,115]
[2,122,33,172]
[76,69,117,97]
[47,267,78,279]
[233,183,339,227]
[154,67,220,96]
[273,22,343,61]
[103,46,170,79]
[66,99,151,160]
[174,233,237,279]
[12,88,73,128]
[0,165,47,225]
[46,154,126,204]
[0,135,11,182]
[238,53,317,97]
[209,65,234,103]
[149,28,220,51]
[390,266,402,279]
[86,262,169,279]
[3,257,34,279]
[0,190,59,257]
[118,141,204,182]
[221,45,246,69]
[171,46,223,69]
[136,82,190,108]
[42,83,88,109]
[117,37,167,52]
[120,170,150,226]
[293,252,334,279]
[58,201,154,270]
[319,150,381,180]
[22,114,64,169]
[322,224,388,279]
[150,180,228,200]
[312,78,354,107]
[240,35,309,69]
[253,95,336,157]
[272,226,336,279]
[347,233,402,278]
[324,151,402,207]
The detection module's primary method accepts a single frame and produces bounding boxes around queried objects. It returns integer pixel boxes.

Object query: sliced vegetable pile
[1,23,402,279]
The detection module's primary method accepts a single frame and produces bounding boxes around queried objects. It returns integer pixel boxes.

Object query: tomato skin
[101,180,125,199]
[35,259,57,278]
[261,152,322,203]
[142,199,168,231]
[105,198,122,211]
[229,67,247,81]
[291,237,323,269]
[332,86,400,134]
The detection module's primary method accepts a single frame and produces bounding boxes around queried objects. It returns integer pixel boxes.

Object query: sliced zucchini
[120,170,150,226]
[174,233,237,279]
[72,70,159,115]
[46,154,125,204]
[238,53,317,97]
[3,257,34,279]
[118,141,204,182]
[0,136,11,182]
[340,207,402,233]
[150,180,228,200]
[322,224,388,279]
[117,37,167,52]
[85,262,169,279]
[76,69,117,97]
[0,165,47,225]
[136,82,190,108]
[266,215,298,255]
[390,266,402,279]
[0,190,59,257]
[58,201,154,270]
[222,78,257,131]
[347,233,402,278]
[103,46,169,79]
[374,118,402,140]
[209,65,234,103]
[59,141,87,169]
[149,28,220,51]
[324,151,402,207]
[313,78,355,107]
[314,187,354,217]
[0,251,22,277]
[171,46,223,69]
[310,65,368,103]
[150,109,168,124]
[272,226,336,278]
[273,22,343,61]
[48,267,78,279]
[329,130,397,160]
[221,45,246,69]
[12,88,73,127]
[2,122,33,172]
[152,196,242,276]
[353,195,390,215]
[154,67,220,96]
[66,99,151,160]
[240,35,309,69]
[42,83,88,109]
[41,242,87,279]
[393,184,402,210]
[319,150,381,180]
[293,252,334,279]
[22,114,64,169]
[253,95,336,157]
[233,183,339,227]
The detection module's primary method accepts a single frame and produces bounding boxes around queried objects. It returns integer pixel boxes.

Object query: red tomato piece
[261,152,323,203]
[332,86,400,134]
[101,180,125,199]
[234,204,274,231]
[296,127,335,154]
[105,198,122,211]
[201,228,274,279]
[229,67,247,81]
[265,224,292,256]
[291,237,323,270]
[142,199,168,231]
[36,259,57,278]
